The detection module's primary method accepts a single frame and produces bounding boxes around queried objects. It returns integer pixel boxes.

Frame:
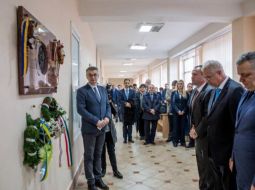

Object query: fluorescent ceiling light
[139,24,153,32]
[119,74,125,77]
[130,44,147,50]
[123,63,133,66]
[120,71,127,73]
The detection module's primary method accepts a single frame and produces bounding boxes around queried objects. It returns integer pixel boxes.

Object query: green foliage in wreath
[23,114,41,168]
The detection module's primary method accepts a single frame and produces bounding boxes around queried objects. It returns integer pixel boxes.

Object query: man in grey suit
[77,66,111,190]
[230,52,255,190]
[203,60,244,190]
[189,65,213,190]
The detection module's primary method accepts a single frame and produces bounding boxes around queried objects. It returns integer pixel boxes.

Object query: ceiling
[78,0,247,78]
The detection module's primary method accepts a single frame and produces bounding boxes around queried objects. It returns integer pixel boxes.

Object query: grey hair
[203,60,224,73]
[236,52,255,68]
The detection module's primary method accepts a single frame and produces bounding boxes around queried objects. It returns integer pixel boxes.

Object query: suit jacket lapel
[208,79,230,117]
[236,92,255,127]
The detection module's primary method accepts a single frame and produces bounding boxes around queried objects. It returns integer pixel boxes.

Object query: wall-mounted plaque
[17,6,65,95]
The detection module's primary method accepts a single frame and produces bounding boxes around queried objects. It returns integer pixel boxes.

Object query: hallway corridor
[74,122,199,190]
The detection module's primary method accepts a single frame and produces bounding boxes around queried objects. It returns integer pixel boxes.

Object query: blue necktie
[93,87,101,102]
[125,89,129,99]
[212,88,221,106]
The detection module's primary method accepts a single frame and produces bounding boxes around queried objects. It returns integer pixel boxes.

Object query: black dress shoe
[113,170,123,179]
[166,139,172,142]
[88,184,98,190]
[123,140,127,144]
[173,142,178,147]
[151,142,156,145]
[128,140,134,143]
[95,178,109,190]
[144,142,149,145]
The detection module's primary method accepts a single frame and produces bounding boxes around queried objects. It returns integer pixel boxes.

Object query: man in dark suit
[202,60,244,190]
[119,78,136,143]
[231,52,255,190]
[189,65,213,190]
[77,66,111,190]
[142,84,161,145]
[101,119,123,179]
[135,84,147,140]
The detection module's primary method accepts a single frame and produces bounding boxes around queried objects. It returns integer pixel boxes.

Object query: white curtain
[141,72,148,84]
[169,57,179,83]
[161,62,168,87]
[151,66,161,88]
[202,32,232,77]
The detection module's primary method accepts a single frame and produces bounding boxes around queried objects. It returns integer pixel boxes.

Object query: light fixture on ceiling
[139,24,153,32]
[119,74,125,77]
[123,63,133,66]
[120,70,127,73]
[138,23,165,33]
[130,44,147,50]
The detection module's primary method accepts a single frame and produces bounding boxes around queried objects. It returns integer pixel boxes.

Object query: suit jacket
[232,91,255,188]
[142,93,161,120]
[110,88,119,104]
[190,83,212,138]
[171,91,189,115]
[119,88,136,124]
[206,78,244,165]
[77,84,111,134]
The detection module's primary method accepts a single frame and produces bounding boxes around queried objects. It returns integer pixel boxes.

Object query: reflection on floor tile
[74,122,199,190]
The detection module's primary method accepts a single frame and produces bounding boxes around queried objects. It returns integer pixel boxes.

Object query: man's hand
[150,109,155,115]
[251,184,255,190]
[229,158,234,172]
[189,127,198,139]
[96,120,105,130]
[125,102,131,108]
[103,117,110,126]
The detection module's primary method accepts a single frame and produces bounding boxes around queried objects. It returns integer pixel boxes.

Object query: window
[202,32,232,77]
[151,66,161,88]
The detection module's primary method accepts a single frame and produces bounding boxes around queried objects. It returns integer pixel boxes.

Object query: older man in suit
[77,66,111,190]
[142,84,161,145]
[230,52,255,190]
[203,60,244,190]
[189,65,213,190]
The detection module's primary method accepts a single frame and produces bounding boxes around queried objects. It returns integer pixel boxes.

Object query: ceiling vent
[138,23,165,32]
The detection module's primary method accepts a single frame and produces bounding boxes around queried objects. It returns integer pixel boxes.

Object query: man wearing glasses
[77,66,111,190]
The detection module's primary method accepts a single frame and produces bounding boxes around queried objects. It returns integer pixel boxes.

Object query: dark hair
[171,80,177,86]
[124,78,130,83]
[139,84,146,88]
[236,52,255,66]
[86,66,98,73]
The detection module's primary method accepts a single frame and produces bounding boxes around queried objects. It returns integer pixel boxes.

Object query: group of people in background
[77,51,255,190]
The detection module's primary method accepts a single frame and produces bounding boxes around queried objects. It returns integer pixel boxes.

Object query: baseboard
[67,157,84,190]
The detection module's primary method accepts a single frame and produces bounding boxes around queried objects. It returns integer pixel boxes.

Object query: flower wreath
[23,97,72,181]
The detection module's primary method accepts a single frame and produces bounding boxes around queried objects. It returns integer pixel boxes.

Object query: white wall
[0,0,97,189]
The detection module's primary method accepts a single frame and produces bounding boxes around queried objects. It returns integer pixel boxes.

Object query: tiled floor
[75,122,199,190]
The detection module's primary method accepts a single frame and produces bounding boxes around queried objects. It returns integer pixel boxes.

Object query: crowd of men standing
[77,51,255,190]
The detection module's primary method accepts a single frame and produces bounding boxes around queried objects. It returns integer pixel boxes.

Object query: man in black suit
[101,119,123,179]
[189,65,213,190]
[202,60,244,190]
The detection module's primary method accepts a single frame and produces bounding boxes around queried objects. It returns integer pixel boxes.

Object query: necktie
[211,88,221,107]
[93,87,101,102]
[191,89,199,109]
[150,94,153,101]
[125,89,129,99]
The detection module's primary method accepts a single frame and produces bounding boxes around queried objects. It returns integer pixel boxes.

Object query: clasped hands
[150,109,155,115]
[125,102,131,108]
[96,117,109,130]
